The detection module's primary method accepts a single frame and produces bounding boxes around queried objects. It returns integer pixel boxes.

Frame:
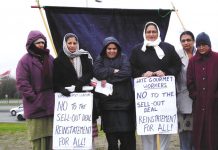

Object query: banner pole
[171,1,186,31]
[157,134,160,150]
[35,0,57,57]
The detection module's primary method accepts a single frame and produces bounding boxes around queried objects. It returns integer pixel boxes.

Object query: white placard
[53,92,93,150]
[134,76,178,135]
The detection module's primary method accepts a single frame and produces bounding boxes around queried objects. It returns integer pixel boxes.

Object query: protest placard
[134,76,177,135]
[53,92,93,150]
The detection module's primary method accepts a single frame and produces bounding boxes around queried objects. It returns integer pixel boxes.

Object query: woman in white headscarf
[130,21,181,150]
[53,33,93,94]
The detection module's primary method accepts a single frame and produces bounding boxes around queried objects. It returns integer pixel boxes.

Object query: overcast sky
[1,0,218,77]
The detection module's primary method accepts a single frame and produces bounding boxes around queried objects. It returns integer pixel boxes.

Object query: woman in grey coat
[176,31,196,150]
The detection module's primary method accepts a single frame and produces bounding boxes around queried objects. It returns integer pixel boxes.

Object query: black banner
[44,7,171,59]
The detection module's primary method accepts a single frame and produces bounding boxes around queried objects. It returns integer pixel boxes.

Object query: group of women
[16,20,218,150]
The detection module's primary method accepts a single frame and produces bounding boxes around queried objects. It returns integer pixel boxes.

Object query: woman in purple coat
[187,32,218,150]
[16,30,54,150]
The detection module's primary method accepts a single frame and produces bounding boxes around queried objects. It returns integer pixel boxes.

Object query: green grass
[0,123,27,134]
[0,123,105,136]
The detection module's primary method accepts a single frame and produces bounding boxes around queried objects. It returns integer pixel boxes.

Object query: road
[0,112,23,123]
[0,104,24,123]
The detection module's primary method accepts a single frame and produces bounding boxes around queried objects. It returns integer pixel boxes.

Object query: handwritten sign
[53,93,93,150]
[134,76,177,135]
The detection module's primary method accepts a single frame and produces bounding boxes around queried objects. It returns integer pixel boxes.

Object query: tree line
[0,77,20,99]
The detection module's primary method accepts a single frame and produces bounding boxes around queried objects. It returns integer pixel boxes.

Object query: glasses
[34,41,45,44]
[181,39,192,43]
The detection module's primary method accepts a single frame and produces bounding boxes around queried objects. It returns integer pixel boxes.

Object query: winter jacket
[16,30,54,119]
[93,37,135,110]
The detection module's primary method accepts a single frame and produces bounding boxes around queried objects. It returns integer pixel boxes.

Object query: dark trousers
[105,131,136,150]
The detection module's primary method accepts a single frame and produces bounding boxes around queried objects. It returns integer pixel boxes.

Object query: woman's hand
[153,70,165,77]
[142,71,154,77]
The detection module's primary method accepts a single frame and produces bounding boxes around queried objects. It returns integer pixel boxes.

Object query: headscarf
[62,33,93,78]
[141,21,165,59]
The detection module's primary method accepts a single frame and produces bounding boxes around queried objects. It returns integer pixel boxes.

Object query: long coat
[187,50,218,150]
[16,30,54,119]
[93,37,135,132]
[93,53,135,132]
[16,53,54,119]
[53,51,93,92]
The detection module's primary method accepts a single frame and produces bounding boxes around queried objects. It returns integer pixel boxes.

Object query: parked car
[10,104,23,116]
[16,111,25,121]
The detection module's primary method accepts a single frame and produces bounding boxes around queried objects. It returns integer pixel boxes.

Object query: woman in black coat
[53,33,93,94]
[53,33,99,142]
[130,21,181,150]
[93,36,136,150]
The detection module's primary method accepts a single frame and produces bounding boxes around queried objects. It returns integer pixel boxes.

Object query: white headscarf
[141,21,165,59]
[63,33,93,60]
[63,33,93,78]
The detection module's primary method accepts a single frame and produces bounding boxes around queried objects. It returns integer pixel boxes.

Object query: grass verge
[0,123,26,134]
